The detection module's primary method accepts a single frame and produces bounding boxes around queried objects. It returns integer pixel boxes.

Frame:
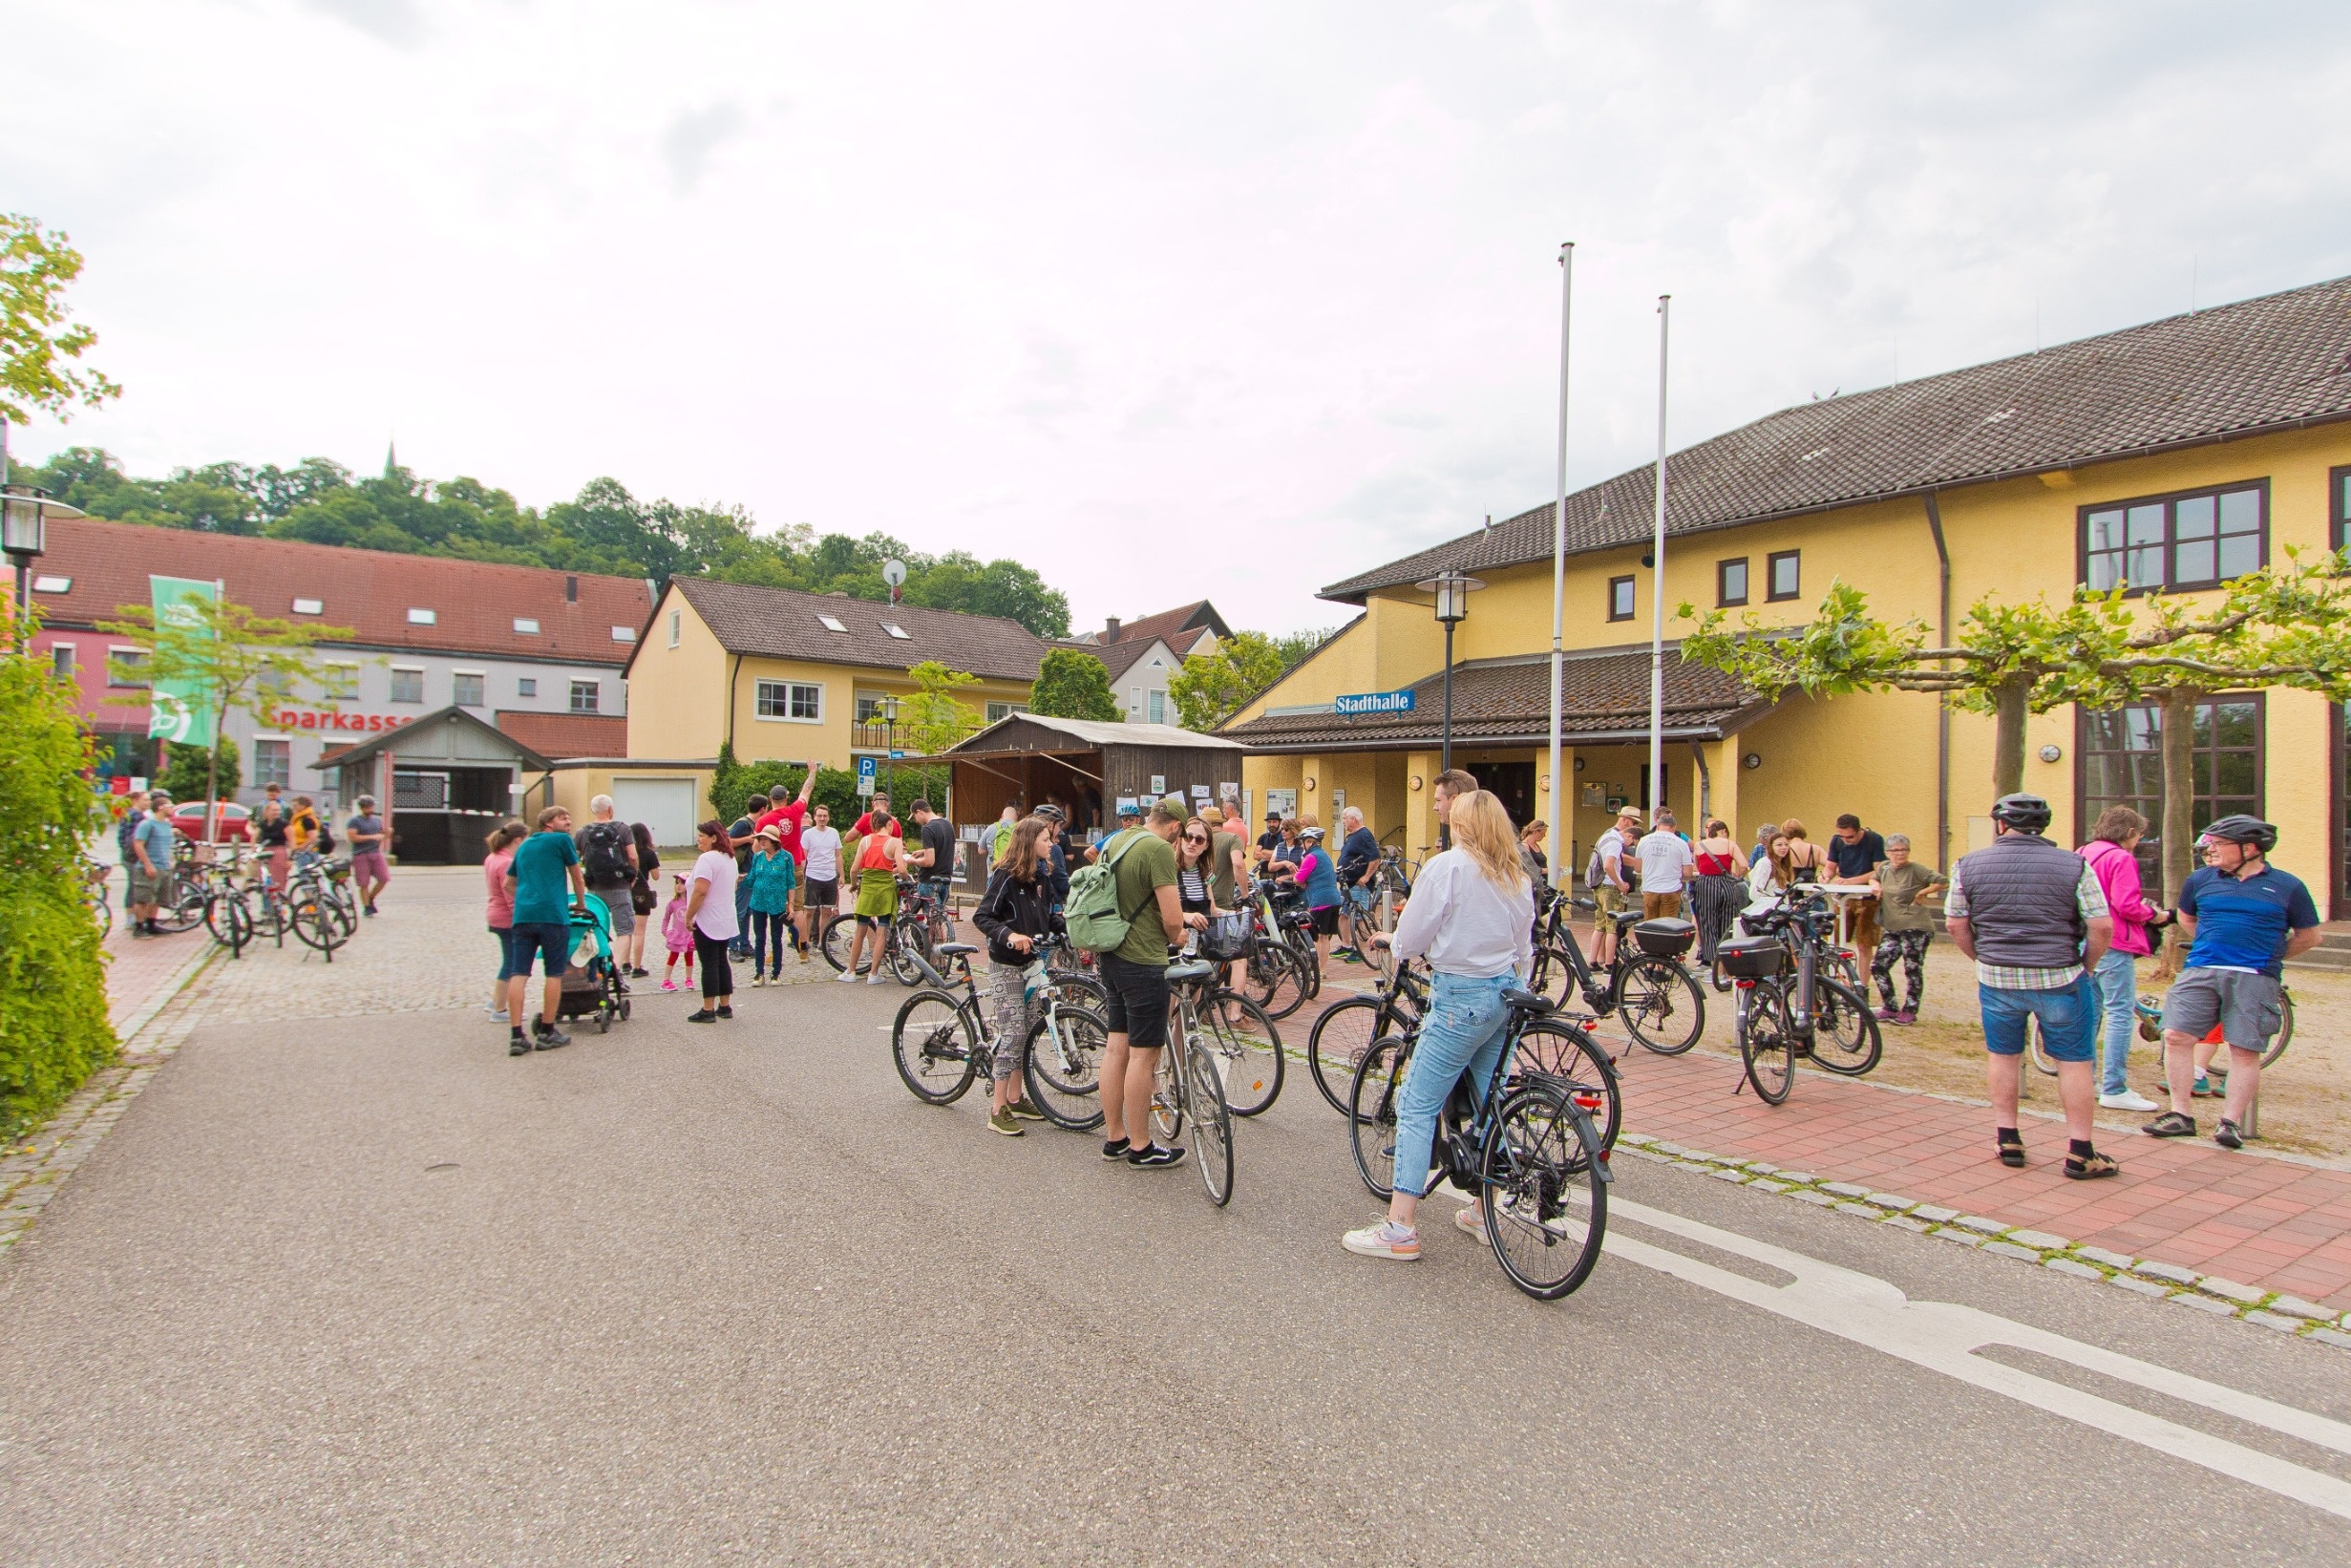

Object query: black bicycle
[821,879,945,985]
[1718,891,1882,1103]
[1528,889,1706,1055]
[891,942,1112,1118]
[1346,985,1614,1300]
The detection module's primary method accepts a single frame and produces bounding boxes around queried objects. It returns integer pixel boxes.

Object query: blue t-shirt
[510,831,581,927]
[1338,826,1381,887]
[2179,864,2318,979]
[132,814,176,871]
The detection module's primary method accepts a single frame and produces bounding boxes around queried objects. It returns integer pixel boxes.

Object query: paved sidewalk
[99,905,213,1034]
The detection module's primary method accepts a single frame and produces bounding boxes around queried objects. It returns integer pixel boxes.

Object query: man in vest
[1943,793,2119,1179]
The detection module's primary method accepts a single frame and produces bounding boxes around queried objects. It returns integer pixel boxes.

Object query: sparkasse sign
[1335,689,1416,716]
[271,709,414,734]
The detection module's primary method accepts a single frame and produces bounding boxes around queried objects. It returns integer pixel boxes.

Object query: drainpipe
[726,653,742,752]
[1923,492,1952,866]
[1689,739,1711,823]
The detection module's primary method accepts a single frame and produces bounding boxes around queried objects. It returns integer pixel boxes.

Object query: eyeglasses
[1182,833,1208,843]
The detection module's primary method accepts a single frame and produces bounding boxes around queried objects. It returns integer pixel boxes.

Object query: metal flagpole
[1544,243,1574,888]
[1648,295,1670,826]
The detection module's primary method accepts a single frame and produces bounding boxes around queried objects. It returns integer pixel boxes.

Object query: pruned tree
[1170,630,1284,731]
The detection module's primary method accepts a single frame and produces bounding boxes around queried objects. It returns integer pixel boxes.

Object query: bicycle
[1345,984,1614,1300]
[1144,958,1239,1206]
[1165,943,1285,1116]
[820,879,944,985]
[1233,879,1316,1021]
[80,856,114,941]
[889,940,1112,1117]
[1719,893,1883,1104]
[1531,888,1706,1055]
[2026,982,2298,1077]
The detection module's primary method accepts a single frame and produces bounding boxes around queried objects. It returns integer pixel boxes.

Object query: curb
[1621,1132,2351,1355]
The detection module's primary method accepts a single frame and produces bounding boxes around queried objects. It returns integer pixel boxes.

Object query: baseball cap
[1158,795,1189,818]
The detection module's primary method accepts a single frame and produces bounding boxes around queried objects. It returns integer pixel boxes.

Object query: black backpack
[581,821,631,885]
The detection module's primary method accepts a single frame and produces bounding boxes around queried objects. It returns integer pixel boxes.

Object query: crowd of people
[110,779,392,935]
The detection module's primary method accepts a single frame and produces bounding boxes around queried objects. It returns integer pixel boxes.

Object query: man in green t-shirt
[502,805,590,1055]
[1098,795,1195,1170]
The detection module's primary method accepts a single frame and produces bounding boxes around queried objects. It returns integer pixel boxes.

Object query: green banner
[145,575,219,747]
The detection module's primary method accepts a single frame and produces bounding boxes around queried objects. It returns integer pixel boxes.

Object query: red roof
[28,518,654,665]
[497,710,628,758]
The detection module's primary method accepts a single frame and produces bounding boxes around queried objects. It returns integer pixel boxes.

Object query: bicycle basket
[1197,914,1250,963]
[1630,917,1696,959]
[1716,934,1786,980]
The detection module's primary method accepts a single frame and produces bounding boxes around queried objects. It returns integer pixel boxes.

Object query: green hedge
[0,623,115,1138]
[709,743,953,826]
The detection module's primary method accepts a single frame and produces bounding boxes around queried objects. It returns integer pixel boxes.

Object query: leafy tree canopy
[1028,646,1121,723]
[1171,630,1285,731]
[0,214,118,426]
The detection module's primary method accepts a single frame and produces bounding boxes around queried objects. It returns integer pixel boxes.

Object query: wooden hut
[926,714,1249,845]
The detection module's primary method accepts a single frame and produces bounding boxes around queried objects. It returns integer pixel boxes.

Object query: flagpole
[1648,295,1670,827]
[1544,243,1574,888]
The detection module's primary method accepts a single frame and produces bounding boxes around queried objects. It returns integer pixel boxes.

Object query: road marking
[1595,1193,2351,1518]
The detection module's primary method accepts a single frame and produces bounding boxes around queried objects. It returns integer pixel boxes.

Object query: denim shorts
[492,925,518,982]
[1979,976,2097,1062]
[507,922,572,979]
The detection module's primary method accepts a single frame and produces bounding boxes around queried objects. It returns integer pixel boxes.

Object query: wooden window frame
[2075,690,2265,893]
[1717,557,1749,608]
[2331,464,2351,555]
[1766,551,1801,603]
[2076,477,2270,596]
[1606,575,1636,622]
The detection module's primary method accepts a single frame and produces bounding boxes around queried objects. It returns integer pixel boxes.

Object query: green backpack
[1064,829,1147,954]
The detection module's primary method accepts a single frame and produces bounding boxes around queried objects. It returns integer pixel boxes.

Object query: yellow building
[1226,275,2351,914]
[621,576,1048,799]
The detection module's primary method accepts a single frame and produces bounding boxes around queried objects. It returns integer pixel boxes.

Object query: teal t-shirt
[510,831,580,926]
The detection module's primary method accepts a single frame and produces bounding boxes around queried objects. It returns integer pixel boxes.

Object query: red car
[168,800,253,843]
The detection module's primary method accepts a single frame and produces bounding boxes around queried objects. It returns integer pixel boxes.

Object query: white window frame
[389,666,427,704]
[251,736,293,789]
[319,661,362,701]
[985,700,1027,723]
[49,641,75,679]
[517,676,538,698]
[32,574,71,593]
[290,597,324,616]
[667,609,681,647]
[756,678,825,724]
[1147,689,1166,725]
[406,607,437,625]
[514,617,540,635]
[451,669,487,708]
[611,625,637,644]
[568,679,602,714]
[109,646,150,689]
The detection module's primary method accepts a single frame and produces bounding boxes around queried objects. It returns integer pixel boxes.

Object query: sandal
[2065,1150,2121,1180]
[1996,1131,2026,1168]
[2143,1111,2196,1138]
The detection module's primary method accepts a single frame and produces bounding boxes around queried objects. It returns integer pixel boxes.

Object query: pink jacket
[662,898,694,954]
[2082,838,2160,956]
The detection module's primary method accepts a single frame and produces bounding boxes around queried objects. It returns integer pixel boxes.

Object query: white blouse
[1389,850,1535,981]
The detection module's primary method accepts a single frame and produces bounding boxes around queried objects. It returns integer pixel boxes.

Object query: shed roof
[315,705,552,770]
[939,712,1245,755]
[664,577,1049,682]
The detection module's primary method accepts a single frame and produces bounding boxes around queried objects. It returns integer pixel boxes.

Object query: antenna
[2191,253,2199,316]
[1483,513,1493,531]
[881,557,906,605]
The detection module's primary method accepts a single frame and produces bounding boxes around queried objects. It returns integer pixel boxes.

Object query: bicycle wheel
[1511,1020,1621,1152]
[1481,1083,1608,1301]
[1045,970,1108,1016]
[1181,1039,1235,1207]
[1615,957,1705,1054]
[1811,979,1883,1076]
[1739,980,1794,1104]
[203,891,240,951]
[819,914,858,973]
[1243,944,1309,1022]
[2025,1014,2059,1077]
[154,873,206,934]
[1023,1006,1106,1130]
[886,924,927,985]
[891,989,981,1105]
[1347,1033,1411,1200]
[1307,994,1392,1114]
[1197,989,1282,1117]
[1150,1044,1184,1145]
[2261,992,2295,1069]
[289,894,344,960]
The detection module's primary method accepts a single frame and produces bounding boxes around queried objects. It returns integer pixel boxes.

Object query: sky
[12,1,2351,638]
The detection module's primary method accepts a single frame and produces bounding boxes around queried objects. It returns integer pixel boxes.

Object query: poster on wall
[1190,784,1210,801]
[1149,774,1166,795]
[1580,782,1604,808]
[1266,788,1297,819]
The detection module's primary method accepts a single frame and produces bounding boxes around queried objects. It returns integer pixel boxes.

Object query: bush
[710,743,955,826]
[158,734,240,804]
[0,618,115,1138]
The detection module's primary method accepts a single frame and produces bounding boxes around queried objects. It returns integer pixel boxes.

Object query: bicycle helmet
[1299,826,1325,841]
[1989,793,2052,834]
[1033,802,1066,823]
[2197,815,2277,855]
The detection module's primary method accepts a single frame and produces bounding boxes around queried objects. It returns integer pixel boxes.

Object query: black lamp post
[1415,566,1484,846]
[880,693,902,804]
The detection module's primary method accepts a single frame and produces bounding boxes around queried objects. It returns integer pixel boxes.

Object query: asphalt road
[3,945,2348,1562]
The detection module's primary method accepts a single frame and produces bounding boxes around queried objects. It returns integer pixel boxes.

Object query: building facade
[1224,276,2351,913]
[1065,601,1230,723]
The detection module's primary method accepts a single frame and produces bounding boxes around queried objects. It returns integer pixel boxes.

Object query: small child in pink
[661,873,696,990]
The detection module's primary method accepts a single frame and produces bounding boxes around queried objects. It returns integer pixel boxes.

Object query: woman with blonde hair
[1344,790,1533,1262]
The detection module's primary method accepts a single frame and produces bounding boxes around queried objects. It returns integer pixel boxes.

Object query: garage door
[609,778,700,850]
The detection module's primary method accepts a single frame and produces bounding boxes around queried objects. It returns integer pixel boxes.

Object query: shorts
[507,922,572,979]
[1308,905,1339,937]
[128,863,166,907]
[805,877,840,910]
[588,887,636,937]
[1343,883,1374,913]
[1098,951,1171,1051]
[492,925,517,981]
[349,850,391,883]
[1979,977,2097,1061]
[1642,891,1684,921]
[2163,968,2284,1053]
[1592,883,1625,935]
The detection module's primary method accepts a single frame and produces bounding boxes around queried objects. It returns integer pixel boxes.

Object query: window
[856,692,888,721]
[109,647,149,689]
[513,617,540,635]
[569,680,602,714]
[611,625,636,643]
[290,597,323,616]
[817,614,849,633]
[2082,481,2266,594]
[2332,465,2350,553]
[518,677,538,698]
[452,672,485,708]
[881,623,911,640]
[1767,551,1802,601]
[565,575,579,604]
[1147,689,1166,725]
[2079,694,2262,887]
[757,679,823,721]
[1607,576,1635,622]
[1718,558,1748,607]
[390,667,425,704]
[50,644,74,680]
[33,574,71,594]
[252,738,291,789]
[407,607,436,625]
[320,662,360,700]
[985,701,1027,723]
[667,609,682,648]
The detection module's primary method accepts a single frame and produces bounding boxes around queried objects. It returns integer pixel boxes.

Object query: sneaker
[629,966,650,979]
[2099,1090,2160,1112]
[661,979,678,992]
[2191,1075,2219,1097]
[1127,1143,1186,1169]
[1100,1138,1132,1161]
[988,1108,1025,1137]
[2214,1118,2244,1151]
[2143,1111,2197,1138]
[687,1009,716,1024]
[1342,1220,1421,1261]
[837,971,858,984]
[1897,1009,1920,1026]
[751,975,766,988]
[1452,1205,1487,1242]
[533,1024,571,1049]
[1331,946,1361,964]
[508,1030,531,1057]
[1006,1099,1047,1121]
[715,1006,733,1019]
[364,904,377,917]
[867,971,885,985]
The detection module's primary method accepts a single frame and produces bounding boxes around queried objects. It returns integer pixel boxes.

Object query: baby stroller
[555,897,631,1033]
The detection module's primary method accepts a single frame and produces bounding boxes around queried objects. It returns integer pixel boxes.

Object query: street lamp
[4,484,81,612]
[1415,566,1484,845]
[880,693,902,800]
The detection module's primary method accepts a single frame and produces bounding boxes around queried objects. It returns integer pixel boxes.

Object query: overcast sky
[13,2,2351,637]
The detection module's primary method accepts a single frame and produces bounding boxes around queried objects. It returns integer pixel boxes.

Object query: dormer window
[290,597,323,615]
[34,575,72,594]
[514,617,540,635]
[882,623,911,640]
[817,614,849,633]
[611,625,636,643]
[407,607,436,625]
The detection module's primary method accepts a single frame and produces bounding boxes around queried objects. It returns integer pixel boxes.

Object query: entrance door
[1481,762,1536,829]
[612,777,698,850]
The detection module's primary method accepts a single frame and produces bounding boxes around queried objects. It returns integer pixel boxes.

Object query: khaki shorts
[1642,891,1684,921]
[1593,883,1626,938]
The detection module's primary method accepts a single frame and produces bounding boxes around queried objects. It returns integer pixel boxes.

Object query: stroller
[555,897,632,1033]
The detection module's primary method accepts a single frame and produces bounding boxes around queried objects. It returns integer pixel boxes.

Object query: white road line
[1595,1193,2351,1519]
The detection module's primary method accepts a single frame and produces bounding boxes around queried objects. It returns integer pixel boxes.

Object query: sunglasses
[1182,833,1208,843]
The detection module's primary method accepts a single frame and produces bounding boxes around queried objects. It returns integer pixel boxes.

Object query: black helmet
[1990,794,2051,834]
[2197,815,2277,854]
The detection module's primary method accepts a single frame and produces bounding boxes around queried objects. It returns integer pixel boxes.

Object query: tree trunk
[2155,684,2199,979]
[204,718,222,844]
[1990,675,2031,797]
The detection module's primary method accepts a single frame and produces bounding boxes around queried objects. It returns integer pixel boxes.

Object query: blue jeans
[731,871,753,955]
[750,909,790,976]
[2092,947,2139,1095]
[1978,976,2098,1062]
[1392,971,1515,1202]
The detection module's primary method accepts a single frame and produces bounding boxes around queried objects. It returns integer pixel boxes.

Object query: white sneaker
[751,975,766,988]
[837,970,858,984]
[1453,1205,1488,1242]
[2100,1090,2160,1112]
[867,971,886,985]
[1341,1221,1421,1261]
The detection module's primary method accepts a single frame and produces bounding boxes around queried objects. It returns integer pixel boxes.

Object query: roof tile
[671,577,1049,682]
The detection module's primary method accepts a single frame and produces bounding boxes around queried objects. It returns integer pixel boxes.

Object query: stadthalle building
[1226,276,2351,915]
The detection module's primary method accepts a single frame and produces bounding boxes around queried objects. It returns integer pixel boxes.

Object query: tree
[1271,625,1341,671]
[1170,629,1285,731]
[1029,646,1120,722]
[97,598,353,837]
[901,660,983,758]
[158,735,242,804]
[1,214,118,426]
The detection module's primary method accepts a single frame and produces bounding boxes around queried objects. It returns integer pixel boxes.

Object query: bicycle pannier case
[1716,934,1786,980]
[1197,913,1249,963]
[1630,917,1696,959]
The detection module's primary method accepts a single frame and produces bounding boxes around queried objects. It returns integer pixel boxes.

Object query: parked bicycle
[890,941,1112,1119]
[2025,984,2298,1077]
[1529,888,1706,1055]
[1146,957,1239,1206]
[820,878,946,985]
[1717,890,1883,1103]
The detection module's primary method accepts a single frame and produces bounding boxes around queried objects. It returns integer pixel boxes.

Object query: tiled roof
[1218,649,1767,752]
[497,710,629,758]
[1324,274,2351,604]
[1104,601,1228,647]
[668,577,1049,682]
[1084,635,1177,687]
[29,518,653,662]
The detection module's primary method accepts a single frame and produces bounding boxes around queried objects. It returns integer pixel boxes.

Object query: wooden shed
[927,714,1249,842]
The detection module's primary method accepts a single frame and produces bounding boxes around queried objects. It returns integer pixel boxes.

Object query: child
[745,825,800,985]
[661,872,696,991]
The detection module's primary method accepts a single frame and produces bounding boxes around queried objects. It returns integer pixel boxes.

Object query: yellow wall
[550,763,716,842]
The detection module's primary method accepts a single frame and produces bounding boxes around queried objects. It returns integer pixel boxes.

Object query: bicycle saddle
[1165,960,1217,984]
[1503,986,1557,1014]
[1608,908,1642,927]
[934,942,978,958]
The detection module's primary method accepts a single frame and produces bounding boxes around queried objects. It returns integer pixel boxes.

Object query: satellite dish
[880,559,907,587]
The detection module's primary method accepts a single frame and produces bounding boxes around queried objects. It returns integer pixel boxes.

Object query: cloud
[659,102,749,194]
[299,0,426,49]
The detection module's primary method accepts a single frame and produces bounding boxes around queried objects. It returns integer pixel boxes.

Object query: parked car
[168,800,253,843]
